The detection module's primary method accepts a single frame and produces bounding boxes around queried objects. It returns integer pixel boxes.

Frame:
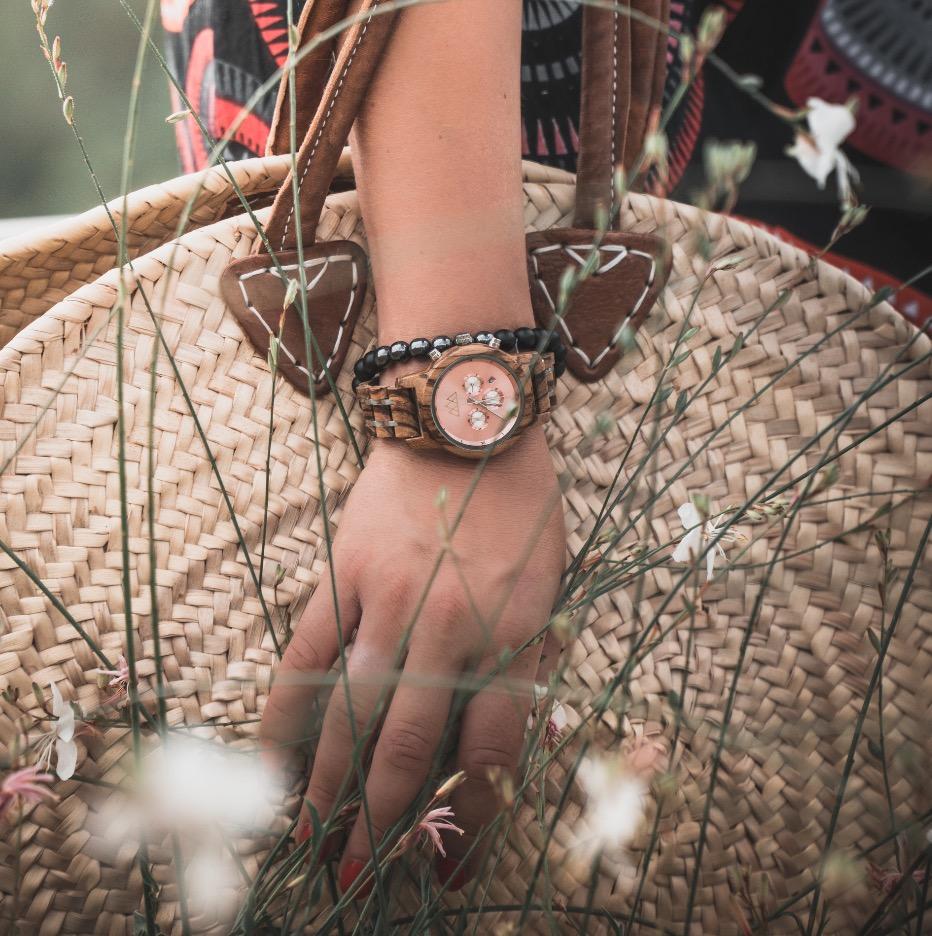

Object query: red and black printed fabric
[162,0,301,173]
[161,0,932,325]
[160,0,709,183]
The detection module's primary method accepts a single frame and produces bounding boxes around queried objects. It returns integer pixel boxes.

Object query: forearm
[348,0,533,348]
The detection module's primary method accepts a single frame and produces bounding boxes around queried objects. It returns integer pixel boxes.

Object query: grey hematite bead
[389,341,410,362]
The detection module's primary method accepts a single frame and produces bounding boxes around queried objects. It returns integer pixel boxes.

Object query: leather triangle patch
[526,228,670,382]
[220,240,368,397]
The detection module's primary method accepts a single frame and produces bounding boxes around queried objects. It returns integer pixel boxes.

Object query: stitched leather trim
[529,241,657,368]
[526,228,670,383]
[219,240,369,396]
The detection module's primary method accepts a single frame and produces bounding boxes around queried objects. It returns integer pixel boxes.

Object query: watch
[355,342,557,459]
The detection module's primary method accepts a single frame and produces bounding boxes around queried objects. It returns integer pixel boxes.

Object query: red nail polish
[295,819,311,845]
[436,857,468,892]
[339,859,371,898]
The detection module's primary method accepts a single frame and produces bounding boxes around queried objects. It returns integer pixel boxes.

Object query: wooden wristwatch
[355,340,558,459]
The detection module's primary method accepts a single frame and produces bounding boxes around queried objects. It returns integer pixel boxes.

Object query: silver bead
[428,349,443,362]
[453,332,473,345]
[488,337,502,350]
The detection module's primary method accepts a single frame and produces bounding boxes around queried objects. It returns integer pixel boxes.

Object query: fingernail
[339,859,371,898]
[295,819,311,846]
[436,857,468,892]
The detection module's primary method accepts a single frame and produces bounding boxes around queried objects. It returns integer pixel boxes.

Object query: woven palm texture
[0,155,296,348]
[0,159,929,935]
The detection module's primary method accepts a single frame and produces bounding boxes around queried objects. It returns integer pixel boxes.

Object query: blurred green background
[0,0,178,220]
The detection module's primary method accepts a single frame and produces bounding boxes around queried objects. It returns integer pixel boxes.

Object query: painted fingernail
[295,819,311,846]
[339,859,371,898]
[436,857,468,892]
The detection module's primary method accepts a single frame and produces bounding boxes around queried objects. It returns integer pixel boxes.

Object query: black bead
[389,340,410,362]
[494,329,516,350]
[475,331,494,344]
[409,338,431,357]
[516,327,538,350]
[554,344,568,363]
[432,335,453,352]
[353,357,373,381]
[554,360,566,378]
[375,345,391,367]
[351,375,361,391]
[363,349,378,372]
[546,331,563,352]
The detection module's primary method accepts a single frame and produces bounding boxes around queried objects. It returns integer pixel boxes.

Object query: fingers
[260,572,360,773]
[300,606,403,846]
[438,639,542,890]
[338,635,462,891]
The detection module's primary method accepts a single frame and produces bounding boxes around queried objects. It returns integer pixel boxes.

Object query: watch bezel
[396,344,540,459]
[427,350,526,453]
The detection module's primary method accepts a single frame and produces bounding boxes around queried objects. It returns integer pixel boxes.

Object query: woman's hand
[260,425,565,893]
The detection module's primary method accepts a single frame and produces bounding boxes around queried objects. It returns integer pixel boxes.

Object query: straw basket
[0,154,929,934]
[0,0,930,931]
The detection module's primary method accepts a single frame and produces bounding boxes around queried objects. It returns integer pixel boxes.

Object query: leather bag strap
[261,0,397,253]
[574,0,669,228]
[266,0,352,157]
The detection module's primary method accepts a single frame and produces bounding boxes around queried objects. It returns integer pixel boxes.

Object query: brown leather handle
[261,0,669,252]
[266,0,353,158]
[261,0,397,253]
[574,0,669,228]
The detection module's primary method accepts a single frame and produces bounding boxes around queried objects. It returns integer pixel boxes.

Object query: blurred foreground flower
[574,754,647,855]
[673,501,741,581]
[786,97,858,204]
[139,736,278,832]
[0,766,55,819]
[90,737,282,926]
[35,681,77,780]
[415,806,463,858]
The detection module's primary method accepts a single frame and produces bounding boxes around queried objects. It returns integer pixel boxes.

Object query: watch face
[430,353,524,450]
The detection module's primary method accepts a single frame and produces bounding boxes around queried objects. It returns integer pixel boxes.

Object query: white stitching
[529,243,656,368]
[610,3,619,217]
[237,253,359,383]
[278,3,378,249]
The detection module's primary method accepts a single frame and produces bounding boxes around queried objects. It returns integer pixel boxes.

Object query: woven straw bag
[1,1,930,933]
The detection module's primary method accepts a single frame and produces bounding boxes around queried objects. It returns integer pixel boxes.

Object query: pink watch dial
[431,353,524,450]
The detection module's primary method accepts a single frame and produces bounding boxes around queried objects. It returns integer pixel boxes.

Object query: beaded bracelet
[351,326,567,389]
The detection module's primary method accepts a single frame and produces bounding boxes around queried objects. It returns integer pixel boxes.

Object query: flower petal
[56,738,77,781]
[677,502,701,530]
[806,97,855,151]
[672,527,702,564]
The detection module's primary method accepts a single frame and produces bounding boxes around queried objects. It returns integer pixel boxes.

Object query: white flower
[527,683,569,751]
[575,754,646,852]
[139,737,278,833]
[36,681,78,781]
[672,501,738,581]
[786,97,858,203]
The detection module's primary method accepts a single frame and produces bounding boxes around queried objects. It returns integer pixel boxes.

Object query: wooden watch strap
[356,352,557,443]
[357,384,422,440]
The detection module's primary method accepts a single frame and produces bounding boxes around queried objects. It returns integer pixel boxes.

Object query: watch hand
[467,397,506,421]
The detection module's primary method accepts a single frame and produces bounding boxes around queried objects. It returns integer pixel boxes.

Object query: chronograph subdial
[481,387,503,407]
[463,374,483,396]
[467,409,489,431]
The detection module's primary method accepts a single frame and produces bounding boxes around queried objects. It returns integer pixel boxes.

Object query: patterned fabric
[785,0,932,176]
[161,0,707,180]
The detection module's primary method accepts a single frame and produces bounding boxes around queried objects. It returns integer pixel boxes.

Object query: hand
[260,424,565,894]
